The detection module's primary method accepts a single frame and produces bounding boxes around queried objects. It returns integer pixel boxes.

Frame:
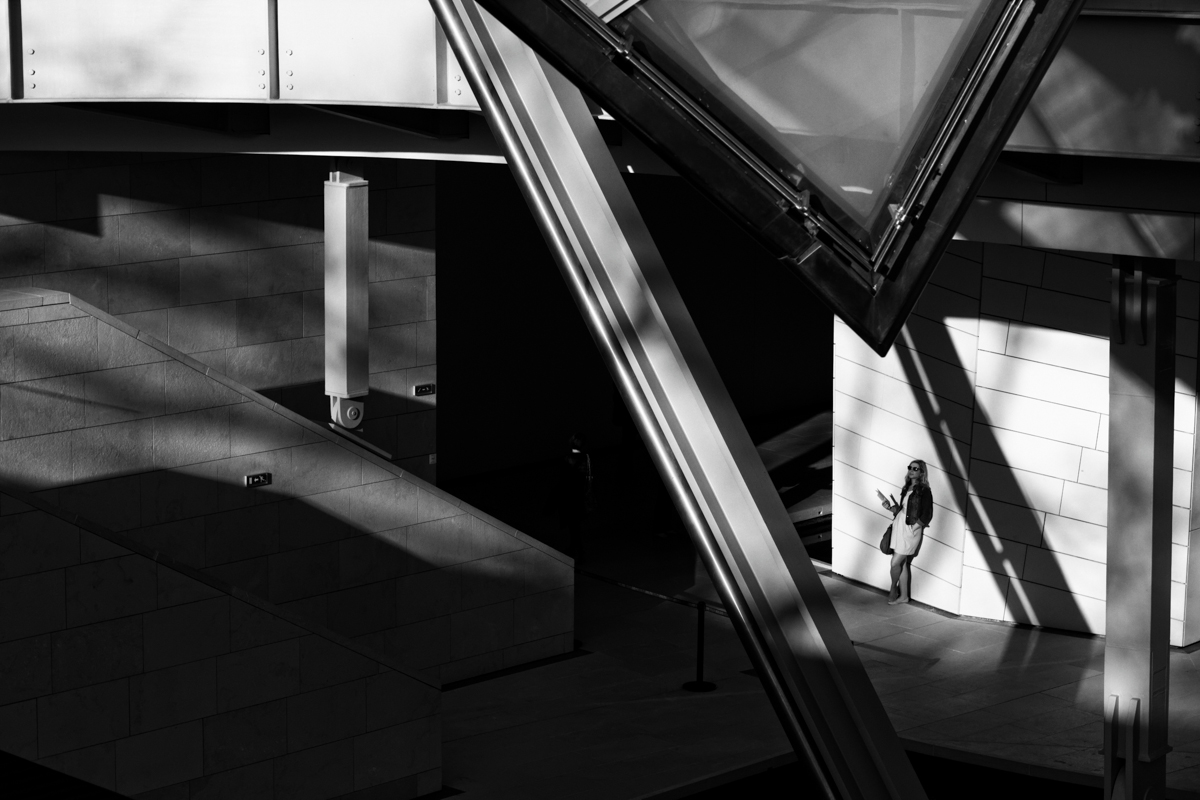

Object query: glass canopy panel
[610,0,990,245]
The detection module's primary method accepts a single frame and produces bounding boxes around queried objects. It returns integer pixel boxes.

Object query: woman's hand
[875,489,893,511]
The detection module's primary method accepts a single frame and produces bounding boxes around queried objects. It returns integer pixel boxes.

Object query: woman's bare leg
[898,557,912,602]
[888,552,905,601]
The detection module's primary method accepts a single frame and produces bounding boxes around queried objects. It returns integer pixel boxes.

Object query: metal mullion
[871,0,1031,268]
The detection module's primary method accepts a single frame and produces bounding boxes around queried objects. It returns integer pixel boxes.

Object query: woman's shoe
[887,597,909,605]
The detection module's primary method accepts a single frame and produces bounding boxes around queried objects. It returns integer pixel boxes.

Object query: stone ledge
[0,288,69,311]
[56,290,572,567]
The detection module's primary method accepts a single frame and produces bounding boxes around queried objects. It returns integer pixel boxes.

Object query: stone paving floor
[820,573,1200,789]
[440,449,1200,798]
[442,556,1200,798]
[442,568,782,799]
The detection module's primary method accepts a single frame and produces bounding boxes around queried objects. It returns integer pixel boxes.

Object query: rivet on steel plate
[27,49,34,55]
[286,70,293,76]
[287,84,293,90]
[286,49,293,55]
[258,49,265,55]
[455,89,461,96]
[454,75,461,81]
[29,84,35,89]
[28,70,34,76]
[259,83,266,90]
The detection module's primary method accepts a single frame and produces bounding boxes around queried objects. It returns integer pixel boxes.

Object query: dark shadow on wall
[905,243,1196,646]
[0,152,331,239]
[437,163,833,603]
[0,313,567,680]
[435,161,621,483]
[436,163,833,485]
[0,746,130,800]
[439,442,698,599]
[0,151,426,302]
[0,151,437,478]
[13,457,553,679]
[0,484,445,798]
[895,320,1090,635]
[624,173,834,445]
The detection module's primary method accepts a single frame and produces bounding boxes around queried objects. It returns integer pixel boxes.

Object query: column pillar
[325,161,369,429]
[1105,255,1175,800]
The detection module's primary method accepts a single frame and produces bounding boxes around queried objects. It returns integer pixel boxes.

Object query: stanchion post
[684,601,716,693]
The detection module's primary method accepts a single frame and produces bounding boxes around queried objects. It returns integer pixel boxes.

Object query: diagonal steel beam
[425,1,928,797]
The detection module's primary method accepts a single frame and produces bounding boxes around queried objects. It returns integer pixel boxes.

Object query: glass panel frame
[472,0,1086,352]
[608,0,1000,253]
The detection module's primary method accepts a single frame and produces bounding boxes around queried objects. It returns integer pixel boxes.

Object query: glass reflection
[612,0,991,243]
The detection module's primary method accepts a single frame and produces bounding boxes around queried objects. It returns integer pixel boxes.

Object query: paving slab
[442,563,1200,798]
[441,458,1198,797]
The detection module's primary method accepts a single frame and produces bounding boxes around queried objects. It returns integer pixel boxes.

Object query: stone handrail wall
[0,485,440,798]
[0,288,573,683]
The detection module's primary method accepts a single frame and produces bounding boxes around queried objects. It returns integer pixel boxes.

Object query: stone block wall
[961,247,1196,644]
[0,151,436,479]
[832,242,1200,646]
[0,289,573,684]
[0,488,441,800]
[831,242,977,615]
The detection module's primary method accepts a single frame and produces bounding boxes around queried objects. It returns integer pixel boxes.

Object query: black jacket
[899,485,933,527]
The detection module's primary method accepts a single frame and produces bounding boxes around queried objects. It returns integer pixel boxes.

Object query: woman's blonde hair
[903,459,929,493]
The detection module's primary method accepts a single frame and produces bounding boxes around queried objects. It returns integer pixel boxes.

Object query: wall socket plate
[245,473,272,488]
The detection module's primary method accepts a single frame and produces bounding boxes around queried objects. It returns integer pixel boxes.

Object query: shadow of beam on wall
[895,319,1093,641]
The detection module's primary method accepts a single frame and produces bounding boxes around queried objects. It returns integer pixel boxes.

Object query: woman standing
[876,460,933,605]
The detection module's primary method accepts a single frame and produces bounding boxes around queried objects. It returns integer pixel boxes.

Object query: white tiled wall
[832,243,1199,646]
[832,245,982,614]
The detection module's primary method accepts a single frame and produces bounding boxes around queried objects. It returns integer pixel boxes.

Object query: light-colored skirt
[892,522,924,556]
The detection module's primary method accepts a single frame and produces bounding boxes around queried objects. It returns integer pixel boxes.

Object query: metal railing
[576,568,727,692]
